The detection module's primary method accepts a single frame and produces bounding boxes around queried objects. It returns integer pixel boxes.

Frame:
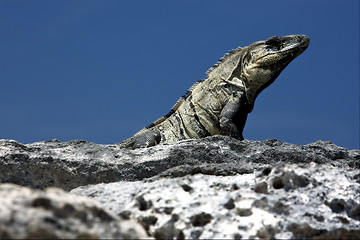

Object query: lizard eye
[266,36,284,50]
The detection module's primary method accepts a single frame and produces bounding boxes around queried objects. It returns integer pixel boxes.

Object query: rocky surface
[0,183,147,239]
[0,135,359,239]
[71,163,360,239]
[0,136,358,191]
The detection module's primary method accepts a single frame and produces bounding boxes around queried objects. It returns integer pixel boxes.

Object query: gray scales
[118,35,310,149]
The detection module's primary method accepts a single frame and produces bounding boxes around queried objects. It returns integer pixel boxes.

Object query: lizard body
[118,35,310,149]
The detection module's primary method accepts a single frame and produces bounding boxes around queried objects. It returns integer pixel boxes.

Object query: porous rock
[0,183,148,239]
[0,136,358,190]
[0,136,359,239]
[71,162,360,239]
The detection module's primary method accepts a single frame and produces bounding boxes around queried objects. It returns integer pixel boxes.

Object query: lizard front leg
[219,92,248,140]
[133,129,161,149]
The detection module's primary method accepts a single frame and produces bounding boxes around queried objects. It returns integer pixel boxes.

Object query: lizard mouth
[256,35,310,67]
[266,35,309,52]
[266,40,307,55]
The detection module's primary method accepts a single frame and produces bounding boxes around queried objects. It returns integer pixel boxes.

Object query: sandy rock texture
[0,135,359,239]
[0,184,147,239]
[72,163,360,239]
[0,136,358,190]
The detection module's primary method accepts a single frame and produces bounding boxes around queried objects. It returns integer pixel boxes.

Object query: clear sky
[0,0,359,149]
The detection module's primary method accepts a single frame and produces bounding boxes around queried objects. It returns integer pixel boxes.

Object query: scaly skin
[118,35,310,149]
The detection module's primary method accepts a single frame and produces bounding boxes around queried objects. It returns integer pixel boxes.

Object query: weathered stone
[0,183,148,239]
[254,181,268,193]
[1,136,359,238]
[72,162,360,239]
[1,136,358,190]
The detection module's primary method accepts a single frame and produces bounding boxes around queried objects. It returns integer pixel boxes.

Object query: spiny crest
[205,46,243,75]
[144,46,242,130]
[145,79,205,129]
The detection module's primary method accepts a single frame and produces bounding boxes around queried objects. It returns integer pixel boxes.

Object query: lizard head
[241,34,310,110]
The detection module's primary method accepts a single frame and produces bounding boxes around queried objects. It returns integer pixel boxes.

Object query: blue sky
[0,0,359,149]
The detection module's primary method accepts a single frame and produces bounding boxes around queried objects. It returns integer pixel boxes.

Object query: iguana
[118,35,310,149]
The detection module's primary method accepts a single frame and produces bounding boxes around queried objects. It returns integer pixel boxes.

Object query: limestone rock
[0,183,148,239]
[0,136,359,239]
[71,162,360,239]
[0,136,358,190]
